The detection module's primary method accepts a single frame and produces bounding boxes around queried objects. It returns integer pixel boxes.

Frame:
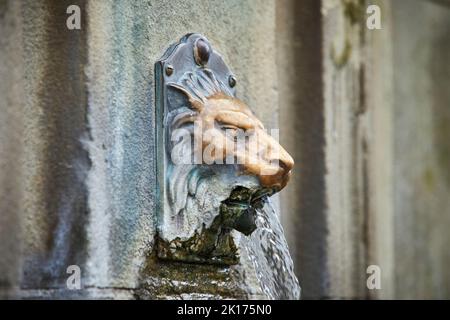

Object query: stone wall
[277,0,450,299]
[1,0,449,299]
[0,0,278,299]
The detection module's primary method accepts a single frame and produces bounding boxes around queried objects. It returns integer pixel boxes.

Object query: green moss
[137,251,247,299]
[342,0,365,25]
[156,186,262,265]
[331,39,352,69]
[140,187,265,298]
[331,0,366,69]
[436,120,450,186]
[0,0,7,17]
[156,221,239,266]
[422,167,436,192]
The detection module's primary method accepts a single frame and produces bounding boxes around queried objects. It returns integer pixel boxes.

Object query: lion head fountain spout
[155,34,294,265]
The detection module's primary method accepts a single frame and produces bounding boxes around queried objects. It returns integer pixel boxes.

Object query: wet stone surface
[136,253,247,299]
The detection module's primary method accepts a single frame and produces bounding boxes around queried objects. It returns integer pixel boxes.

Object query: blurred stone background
[0,0,449,299]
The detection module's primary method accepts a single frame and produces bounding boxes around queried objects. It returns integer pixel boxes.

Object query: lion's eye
[223,127,238,136]
[222,125,238,131]
[220,125,241,141]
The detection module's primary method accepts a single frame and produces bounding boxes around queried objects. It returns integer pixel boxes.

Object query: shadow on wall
[276,0,328,299]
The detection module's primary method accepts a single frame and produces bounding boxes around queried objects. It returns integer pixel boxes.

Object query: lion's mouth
[220,186,276,236]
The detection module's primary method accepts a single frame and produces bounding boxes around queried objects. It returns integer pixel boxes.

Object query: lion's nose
[279,154,294,173]
[276,144,294,173]
[274,151,294,189]
[258,148,294,190]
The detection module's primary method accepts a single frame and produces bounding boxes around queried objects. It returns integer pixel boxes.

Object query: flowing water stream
[246,198,301,299]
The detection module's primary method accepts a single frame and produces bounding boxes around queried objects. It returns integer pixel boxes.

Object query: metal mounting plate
[155,33,239,264]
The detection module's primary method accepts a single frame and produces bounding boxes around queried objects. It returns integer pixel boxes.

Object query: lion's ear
[168,83,204,112]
